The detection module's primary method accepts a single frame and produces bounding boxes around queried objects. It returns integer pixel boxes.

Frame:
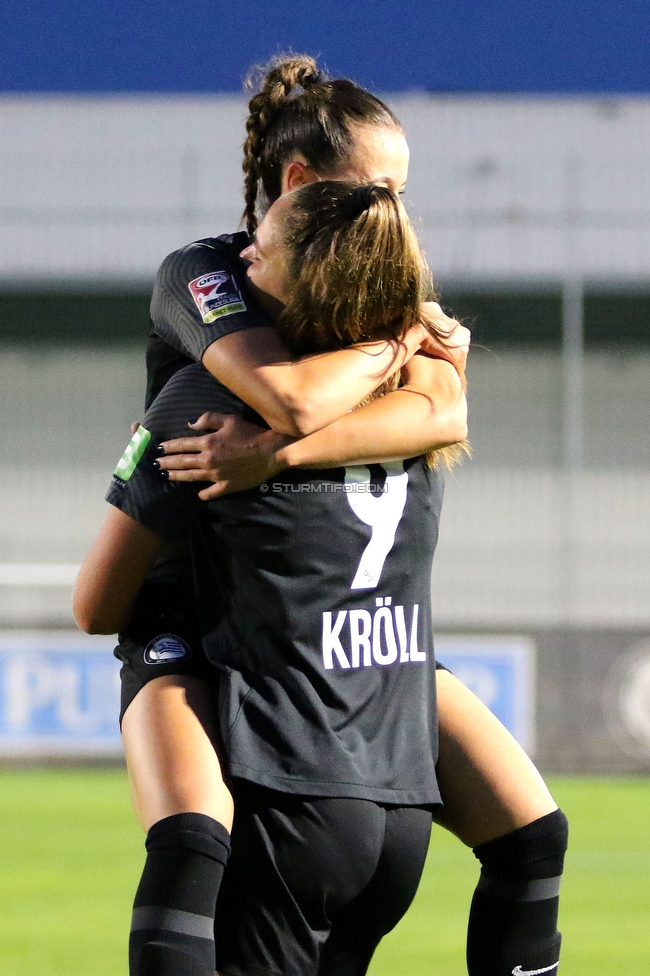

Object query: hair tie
[351,184,379,214]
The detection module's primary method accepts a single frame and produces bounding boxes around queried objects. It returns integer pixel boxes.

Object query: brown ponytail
[242,54,401,235]
[275,181,468,470]
[278,181,425,353]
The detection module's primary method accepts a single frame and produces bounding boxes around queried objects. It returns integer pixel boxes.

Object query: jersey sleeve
[150,238,270,363]
[106,427,198,542]
[106,363,252,540]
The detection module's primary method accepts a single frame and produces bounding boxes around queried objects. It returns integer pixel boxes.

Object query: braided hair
[242,54,401,235]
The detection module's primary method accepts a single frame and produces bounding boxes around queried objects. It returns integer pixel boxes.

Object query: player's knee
[467,810,567,975]
[473,808,568,883]
[145,811,231,860]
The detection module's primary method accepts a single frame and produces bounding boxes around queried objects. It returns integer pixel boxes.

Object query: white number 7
[345,462,409,590]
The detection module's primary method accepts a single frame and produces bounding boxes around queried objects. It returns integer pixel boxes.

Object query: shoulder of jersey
[158,233,251,280]
[170,233,251,264]
[190,231,251,255]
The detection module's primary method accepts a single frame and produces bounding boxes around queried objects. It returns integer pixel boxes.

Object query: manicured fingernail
[188,417,199,424]
[155,444,165,454]
[159,470,169,480]
[152,459,161,469]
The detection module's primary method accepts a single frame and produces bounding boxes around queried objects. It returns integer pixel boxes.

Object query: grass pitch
[0,771,648,975]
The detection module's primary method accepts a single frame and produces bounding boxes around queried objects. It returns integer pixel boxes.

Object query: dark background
[2,290,648,347]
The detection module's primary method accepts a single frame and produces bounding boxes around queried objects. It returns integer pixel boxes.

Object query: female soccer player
[77,181,467,976]
[148,55,567,976]
[76,55,567,976]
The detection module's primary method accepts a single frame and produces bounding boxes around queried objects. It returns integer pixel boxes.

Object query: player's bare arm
[73,507,162,635]
[157,309,469,494]
[279,356,468,469]
[201,319,429,437]
[156,353,467,499]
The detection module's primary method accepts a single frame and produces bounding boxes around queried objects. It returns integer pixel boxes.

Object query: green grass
[0,769,141,976]
[0,772,648,975]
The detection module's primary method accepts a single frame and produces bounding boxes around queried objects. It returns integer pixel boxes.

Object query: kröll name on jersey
[323,598,424,670]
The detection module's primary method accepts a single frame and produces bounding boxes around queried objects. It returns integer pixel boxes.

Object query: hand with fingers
[418,302,470,376]
[155,413,294,500]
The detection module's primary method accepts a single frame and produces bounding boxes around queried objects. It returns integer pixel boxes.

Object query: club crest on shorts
[144,634,192,665]
[188,271,246,323]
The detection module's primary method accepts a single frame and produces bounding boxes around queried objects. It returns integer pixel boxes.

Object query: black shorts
[115,581,215,724]
[215,781,433,976]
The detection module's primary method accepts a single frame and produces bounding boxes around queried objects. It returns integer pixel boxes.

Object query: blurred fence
[1,344,648,629]
[1,95,649,769]
[2,95,650,283]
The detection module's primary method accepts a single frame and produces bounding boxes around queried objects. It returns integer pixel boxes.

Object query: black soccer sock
[129,812,230,976]
[467,808,569,976]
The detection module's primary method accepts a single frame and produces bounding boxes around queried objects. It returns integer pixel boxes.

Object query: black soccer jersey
[107,365,444,807]
[145,232,266,407]
[129,232,271,638]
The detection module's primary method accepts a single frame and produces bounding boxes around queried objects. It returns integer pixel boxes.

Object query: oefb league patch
[188,271,246,323]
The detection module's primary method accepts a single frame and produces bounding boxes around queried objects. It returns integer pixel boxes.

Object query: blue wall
[2,0,650,93]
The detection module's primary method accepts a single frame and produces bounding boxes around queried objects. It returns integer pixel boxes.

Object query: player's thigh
[434,669,556,847]
[122,674,233,832]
